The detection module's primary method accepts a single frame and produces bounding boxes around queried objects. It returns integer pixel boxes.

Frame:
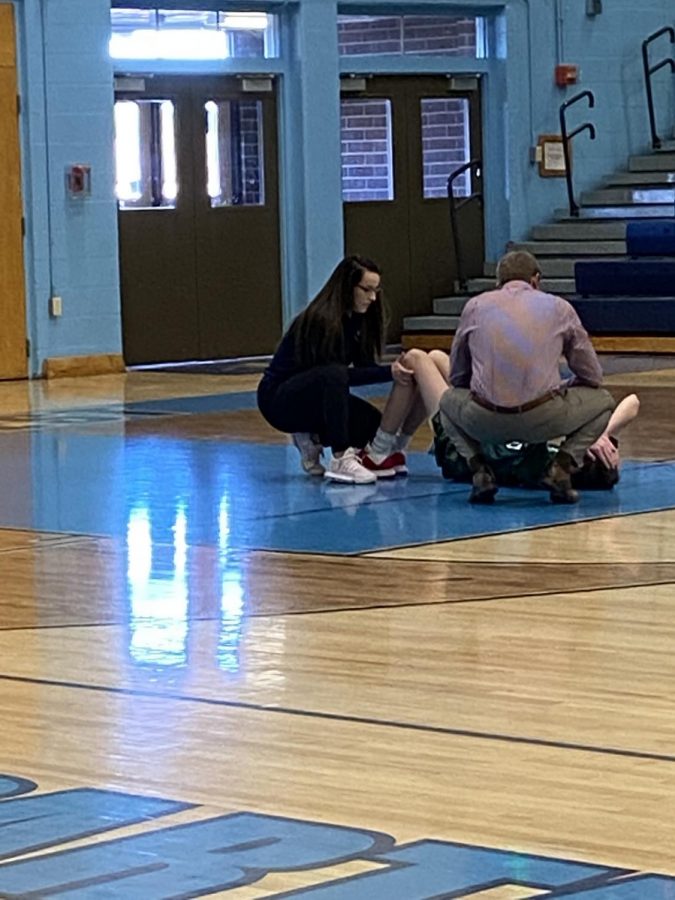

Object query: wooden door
[116,76,282,365]
[343,75,484,340]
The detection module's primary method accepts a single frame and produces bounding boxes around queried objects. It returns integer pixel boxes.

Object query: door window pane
[338,15,484,58]
[114,100,177,209]
[420,98,471,200]
[205,100,265,207]
[218,12,272,58]
[340,98,394,202]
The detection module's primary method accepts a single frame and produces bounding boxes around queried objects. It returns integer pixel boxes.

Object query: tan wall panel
[0,3,27,380]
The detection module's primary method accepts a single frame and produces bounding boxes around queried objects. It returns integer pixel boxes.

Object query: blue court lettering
[549,875,675,898]
[0,775,673,898]
[0,811,392,897]
[0,788,189,861]
[271,839,625,898]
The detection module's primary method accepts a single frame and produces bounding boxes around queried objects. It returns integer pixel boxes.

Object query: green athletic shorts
[430,412,618,490]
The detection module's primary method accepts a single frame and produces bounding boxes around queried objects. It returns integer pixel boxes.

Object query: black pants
[257,364,381,453]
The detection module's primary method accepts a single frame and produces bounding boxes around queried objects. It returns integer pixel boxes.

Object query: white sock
[369,427,397,461]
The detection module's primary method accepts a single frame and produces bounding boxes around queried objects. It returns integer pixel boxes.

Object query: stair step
[433,297,469,316]
[581,187,675,205]
[404,314,460,332]
[511,240,626,256]
[555,205,675,219]
[532,221,628,240]
[468,276,575,294]
[605,171,675,187]
[629,152,675,172]
[485,257,628,278]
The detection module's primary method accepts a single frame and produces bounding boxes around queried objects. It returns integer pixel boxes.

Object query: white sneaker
[324,448,377,484]
[292,433,325,476]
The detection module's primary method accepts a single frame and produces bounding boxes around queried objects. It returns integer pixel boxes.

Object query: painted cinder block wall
[17,0,121,376]
[13,0,675,372]
[504,0,675,243]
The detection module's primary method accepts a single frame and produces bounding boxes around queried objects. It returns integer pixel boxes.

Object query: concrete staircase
[404,143,675,344]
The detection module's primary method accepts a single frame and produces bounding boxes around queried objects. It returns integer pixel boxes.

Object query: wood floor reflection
[0,364,674,894]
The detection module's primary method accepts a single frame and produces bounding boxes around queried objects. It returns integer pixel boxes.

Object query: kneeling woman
[257,255,410,484]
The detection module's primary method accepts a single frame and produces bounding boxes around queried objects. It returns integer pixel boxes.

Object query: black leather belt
[470,390,558,414]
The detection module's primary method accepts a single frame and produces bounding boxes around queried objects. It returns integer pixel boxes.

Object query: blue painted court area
[0,781,663,897]
[0,423,673,552]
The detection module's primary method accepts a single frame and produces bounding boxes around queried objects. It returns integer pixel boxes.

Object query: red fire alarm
[65,164,92,198]
[555,64,579,87]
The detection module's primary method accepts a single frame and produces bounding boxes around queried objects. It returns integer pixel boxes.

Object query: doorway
[342,75,484,338]
[115,75,282,365]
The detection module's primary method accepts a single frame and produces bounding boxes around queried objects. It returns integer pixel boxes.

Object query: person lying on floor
[358,345,639,491]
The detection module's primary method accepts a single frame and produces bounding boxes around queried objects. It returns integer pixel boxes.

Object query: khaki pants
[438,386,615,467]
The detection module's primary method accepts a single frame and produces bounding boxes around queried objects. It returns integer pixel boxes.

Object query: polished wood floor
[0,364,673,896]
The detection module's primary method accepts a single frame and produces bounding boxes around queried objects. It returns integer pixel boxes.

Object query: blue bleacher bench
[569,297,675,332]
[575,259,675,297]
[626,220,675,257]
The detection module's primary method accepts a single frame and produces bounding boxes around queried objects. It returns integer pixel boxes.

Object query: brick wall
[341,97,471,203]
[340,99,393,202]
[238,100,263,205]
[338,15,477,57]
[421,99,471,199]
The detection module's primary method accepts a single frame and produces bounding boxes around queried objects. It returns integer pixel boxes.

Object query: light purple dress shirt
[449,281,603,407]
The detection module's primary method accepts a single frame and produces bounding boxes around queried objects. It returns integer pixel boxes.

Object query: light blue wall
[12,0,675,370]
[504,0,675,241]
[17,0,121,376]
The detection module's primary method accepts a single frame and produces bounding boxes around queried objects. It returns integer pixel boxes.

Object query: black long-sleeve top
[260,314,393,390]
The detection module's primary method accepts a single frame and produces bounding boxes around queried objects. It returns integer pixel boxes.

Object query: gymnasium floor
[0,363,674,897]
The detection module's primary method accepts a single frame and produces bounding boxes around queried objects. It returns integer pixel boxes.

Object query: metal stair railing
[447,159,482,292]
[559,90,597,218]
[642,26,675,151]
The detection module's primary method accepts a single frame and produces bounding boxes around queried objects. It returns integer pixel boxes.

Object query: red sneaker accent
[359,451,407,477]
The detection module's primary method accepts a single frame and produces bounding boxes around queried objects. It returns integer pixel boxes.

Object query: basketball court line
[0,670,671,767]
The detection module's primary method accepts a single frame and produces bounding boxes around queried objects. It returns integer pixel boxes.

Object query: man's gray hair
[496,250,541,287]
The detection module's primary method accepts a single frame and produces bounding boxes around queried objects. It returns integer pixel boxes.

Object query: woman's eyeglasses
[356,284,382,297]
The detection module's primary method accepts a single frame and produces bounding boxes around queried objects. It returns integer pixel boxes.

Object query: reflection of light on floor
[217,492,244,673]
[126,502,188,667]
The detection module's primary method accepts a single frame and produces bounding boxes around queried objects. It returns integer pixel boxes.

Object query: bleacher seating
[626,220,675,257]
[574,220,675,302]
[569,297,675,333]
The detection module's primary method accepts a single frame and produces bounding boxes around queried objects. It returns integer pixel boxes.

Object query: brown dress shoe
[469,462,498,504]
[541,457,580,504]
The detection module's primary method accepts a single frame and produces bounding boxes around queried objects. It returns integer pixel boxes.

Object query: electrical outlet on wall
[50,296,63,317]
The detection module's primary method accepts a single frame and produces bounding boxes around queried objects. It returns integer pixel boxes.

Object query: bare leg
[379,379,419,434]
[428,349,450,381]
[374,348,454,452]
[399,349,451,434]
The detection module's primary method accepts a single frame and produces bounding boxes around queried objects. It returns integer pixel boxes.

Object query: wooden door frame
[0,3,27,379]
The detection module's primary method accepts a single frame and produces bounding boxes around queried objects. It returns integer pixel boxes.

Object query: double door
[342,76,484,338]
[115,76,282,364]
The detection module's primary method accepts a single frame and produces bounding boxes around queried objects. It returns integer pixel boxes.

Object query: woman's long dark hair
[291,255,386,368]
